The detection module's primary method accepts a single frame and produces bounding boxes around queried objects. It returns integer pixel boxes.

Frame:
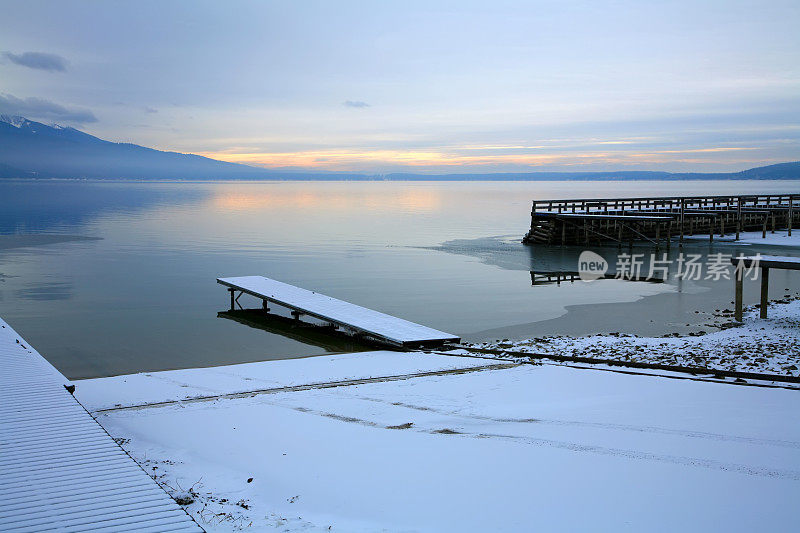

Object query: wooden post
[734,262,743,322]
[789,195,794,237]
[679,198,685,245]
[262,299,270,313]
[763,215,768,239]
[709,218,714,243]
[666,220,672,250]
[229,288,235,311]
[736,196,742,240]
[561,221,566,246]
[760,267,769,319]
[772,213,776,234]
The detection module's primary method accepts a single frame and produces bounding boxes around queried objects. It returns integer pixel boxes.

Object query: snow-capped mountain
[0,115,29,128]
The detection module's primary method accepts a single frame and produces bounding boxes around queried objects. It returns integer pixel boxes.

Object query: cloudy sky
[1,0,798,173]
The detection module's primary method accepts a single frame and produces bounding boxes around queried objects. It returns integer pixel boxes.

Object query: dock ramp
[217,276,460,348]
[0,317,201,532]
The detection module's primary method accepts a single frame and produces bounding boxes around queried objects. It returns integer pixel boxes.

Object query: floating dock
[523,193,799,246]
[0,317,201,532]
[217,276,460,348]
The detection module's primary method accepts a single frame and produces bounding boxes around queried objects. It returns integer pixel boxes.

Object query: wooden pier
[218,276,460,348]
[523,194,799,246]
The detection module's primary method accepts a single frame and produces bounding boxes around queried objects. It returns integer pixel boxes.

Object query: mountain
[1,115,798,180]
[734,161,800,180]
[0,115,279,180]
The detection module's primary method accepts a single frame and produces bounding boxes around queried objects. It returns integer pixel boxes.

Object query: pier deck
[217,276,460,348]
[0,317,201,532]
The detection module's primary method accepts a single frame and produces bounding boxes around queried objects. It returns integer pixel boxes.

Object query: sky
[1,0,798,174]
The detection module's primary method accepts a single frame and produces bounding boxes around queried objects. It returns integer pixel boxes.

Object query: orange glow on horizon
[193,146,759,171]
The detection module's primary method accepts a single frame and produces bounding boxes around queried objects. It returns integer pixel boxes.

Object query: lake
[2,179,800,379]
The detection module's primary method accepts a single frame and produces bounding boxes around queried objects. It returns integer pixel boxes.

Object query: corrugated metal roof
[0,317,203,532]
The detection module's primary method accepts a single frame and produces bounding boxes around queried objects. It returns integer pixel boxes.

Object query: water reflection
[210,186,442,213]
[527,244,761,286]
[0,181,208,234]
[0,235,102,250]
[530,271,664,285]
[217,309,374,353]
[16,282,73,301]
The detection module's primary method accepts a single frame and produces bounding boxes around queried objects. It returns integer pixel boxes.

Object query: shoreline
[466,297,800,378]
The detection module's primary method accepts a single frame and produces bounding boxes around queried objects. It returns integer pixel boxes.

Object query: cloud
[3,51,68,72]
[144,106,158,114]
[343,100,370,108]
[0,93,97,123]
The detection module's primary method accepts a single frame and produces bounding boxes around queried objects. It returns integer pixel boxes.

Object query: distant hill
[734,161,800,180]
[381,162,800,181]
[1,115,798,180]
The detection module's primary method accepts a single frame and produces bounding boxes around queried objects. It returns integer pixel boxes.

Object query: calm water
[2,179,800,379]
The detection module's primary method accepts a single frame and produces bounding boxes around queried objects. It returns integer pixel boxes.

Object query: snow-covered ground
[79,351,800,532]
[684,229,800,246]
[76,351,498,412]
[468,298,800,377]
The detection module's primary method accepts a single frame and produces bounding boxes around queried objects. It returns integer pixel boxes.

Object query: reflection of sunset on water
[210,187,442,213]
